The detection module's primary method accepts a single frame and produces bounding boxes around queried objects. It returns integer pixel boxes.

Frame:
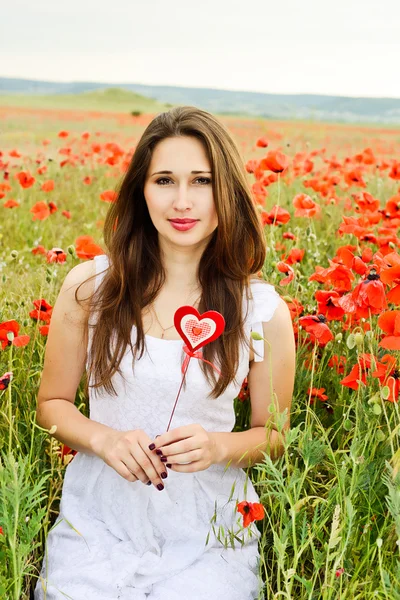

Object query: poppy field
[0,102,400,599]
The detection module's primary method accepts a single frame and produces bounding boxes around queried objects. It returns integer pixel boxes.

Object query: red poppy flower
[379,252,400,305]
[75,235,105,260]
[237,500,265,528]
[0,321,30,350]
[308,387,328,404]
[41,179,55,192]
[47,248,67,264]
[315,290,345,321]
[293,193,321,218]
[32,245,47,255]
[0,371,13,390]
[340,353,387,391]
[276,262,295,286]
[328,355,347,375]
[262,205,291,226]
[16,171,35,189]
[238,377,250,402]
[251,181,267,205]
[389,161,400,180]
[29,300,53,323]
[60,443,78,460]
[259,150,289,174]
[100,190,117,203]
[353,191,380,213]
[30,201,50,221]
[342,270,388,317]
[285,248,305,265]
[298,315,334,347]
[3,199,20,208]
[377,310,400,350]
[255,136,269,148]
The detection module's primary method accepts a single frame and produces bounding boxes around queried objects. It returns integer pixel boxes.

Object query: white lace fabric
[34,254,281,600]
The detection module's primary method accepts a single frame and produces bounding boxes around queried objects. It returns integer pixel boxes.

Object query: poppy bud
[10,250,18,259]
[354,332,364,347]
[250,331,264,341]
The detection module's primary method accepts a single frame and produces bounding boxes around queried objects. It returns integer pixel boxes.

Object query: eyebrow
[151,170,212,176]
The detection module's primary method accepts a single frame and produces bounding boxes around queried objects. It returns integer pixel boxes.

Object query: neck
[159,238,204,292]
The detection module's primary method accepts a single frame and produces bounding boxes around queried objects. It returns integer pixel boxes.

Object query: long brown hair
[78,106,269,400]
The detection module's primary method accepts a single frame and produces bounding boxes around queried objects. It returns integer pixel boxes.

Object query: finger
[159,439,199,458]
[165,449,201,464]
[118,462,139,482]
[137,441,168,487]
[168,460,202,473]
[120,455,147,483]
[151,426,195,451]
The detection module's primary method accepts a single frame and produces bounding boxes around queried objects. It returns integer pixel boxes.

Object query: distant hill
[1,77,400,124]
[0,84,171,114]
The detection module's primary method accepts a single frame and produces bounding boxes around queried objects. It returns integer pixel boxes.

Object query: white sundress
[34,253,281,600]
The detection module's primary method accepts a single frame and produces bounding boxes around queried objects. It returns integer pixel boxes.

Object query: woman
[34,106,295,599]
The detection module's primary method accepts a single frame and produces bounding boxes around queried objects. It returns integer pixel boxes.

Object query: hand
[149,424,220,473]
[95,428,168,490]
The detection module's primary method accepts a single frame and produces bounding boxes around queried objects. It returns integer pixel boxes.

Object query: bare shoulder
[36,258,97,406]
[261,295,292,338]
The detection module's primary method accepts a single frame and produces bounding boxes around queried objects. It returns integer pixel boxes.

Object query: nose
[172,183,193,212]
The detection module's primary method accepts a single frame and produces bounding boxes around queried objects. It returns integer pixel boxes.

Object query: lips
[169,219,199,224]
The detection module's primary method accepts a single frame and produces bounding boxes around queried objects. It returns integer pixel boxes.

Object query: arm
[211,297,296,469]
[35,259,114,456]
[210,426,286,469]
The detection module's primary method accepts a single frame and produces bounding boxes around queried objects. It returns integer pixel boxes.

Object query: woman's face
[143,136,218,250]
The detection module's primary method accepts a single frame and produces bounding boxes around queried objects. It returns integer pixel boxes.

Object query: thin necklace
[150,292,202,339]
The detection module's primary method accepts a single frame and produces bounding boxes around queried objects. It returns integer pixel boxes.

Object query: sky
[2,0,400,98]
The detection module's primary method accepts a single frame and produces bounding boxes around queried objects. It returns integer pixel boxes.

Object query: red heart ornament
[174,305,225,352]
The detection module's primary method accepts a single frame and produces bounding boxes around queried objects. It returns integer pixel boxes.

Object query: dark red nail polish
[157,483,164,491]
[148,443,156,450]
[146,481,152,485]
[155,449,163,456]
[166,463,172,468]
[161,472,168,479]
[160,456,167,462]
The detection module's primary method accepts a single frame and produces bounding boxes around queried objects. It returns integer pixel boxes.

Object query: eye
[155,177,212,185]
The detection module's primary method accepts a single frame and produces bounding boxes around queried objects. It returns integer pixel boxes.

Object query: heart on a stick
[174,306,225,352]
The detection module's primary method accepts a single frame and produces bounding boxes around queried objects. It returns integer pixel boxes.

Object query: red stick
[166,355,192,432]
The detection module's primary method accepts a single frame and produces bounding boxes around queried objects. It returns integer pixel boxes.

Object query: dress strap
[249,280,281,363]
